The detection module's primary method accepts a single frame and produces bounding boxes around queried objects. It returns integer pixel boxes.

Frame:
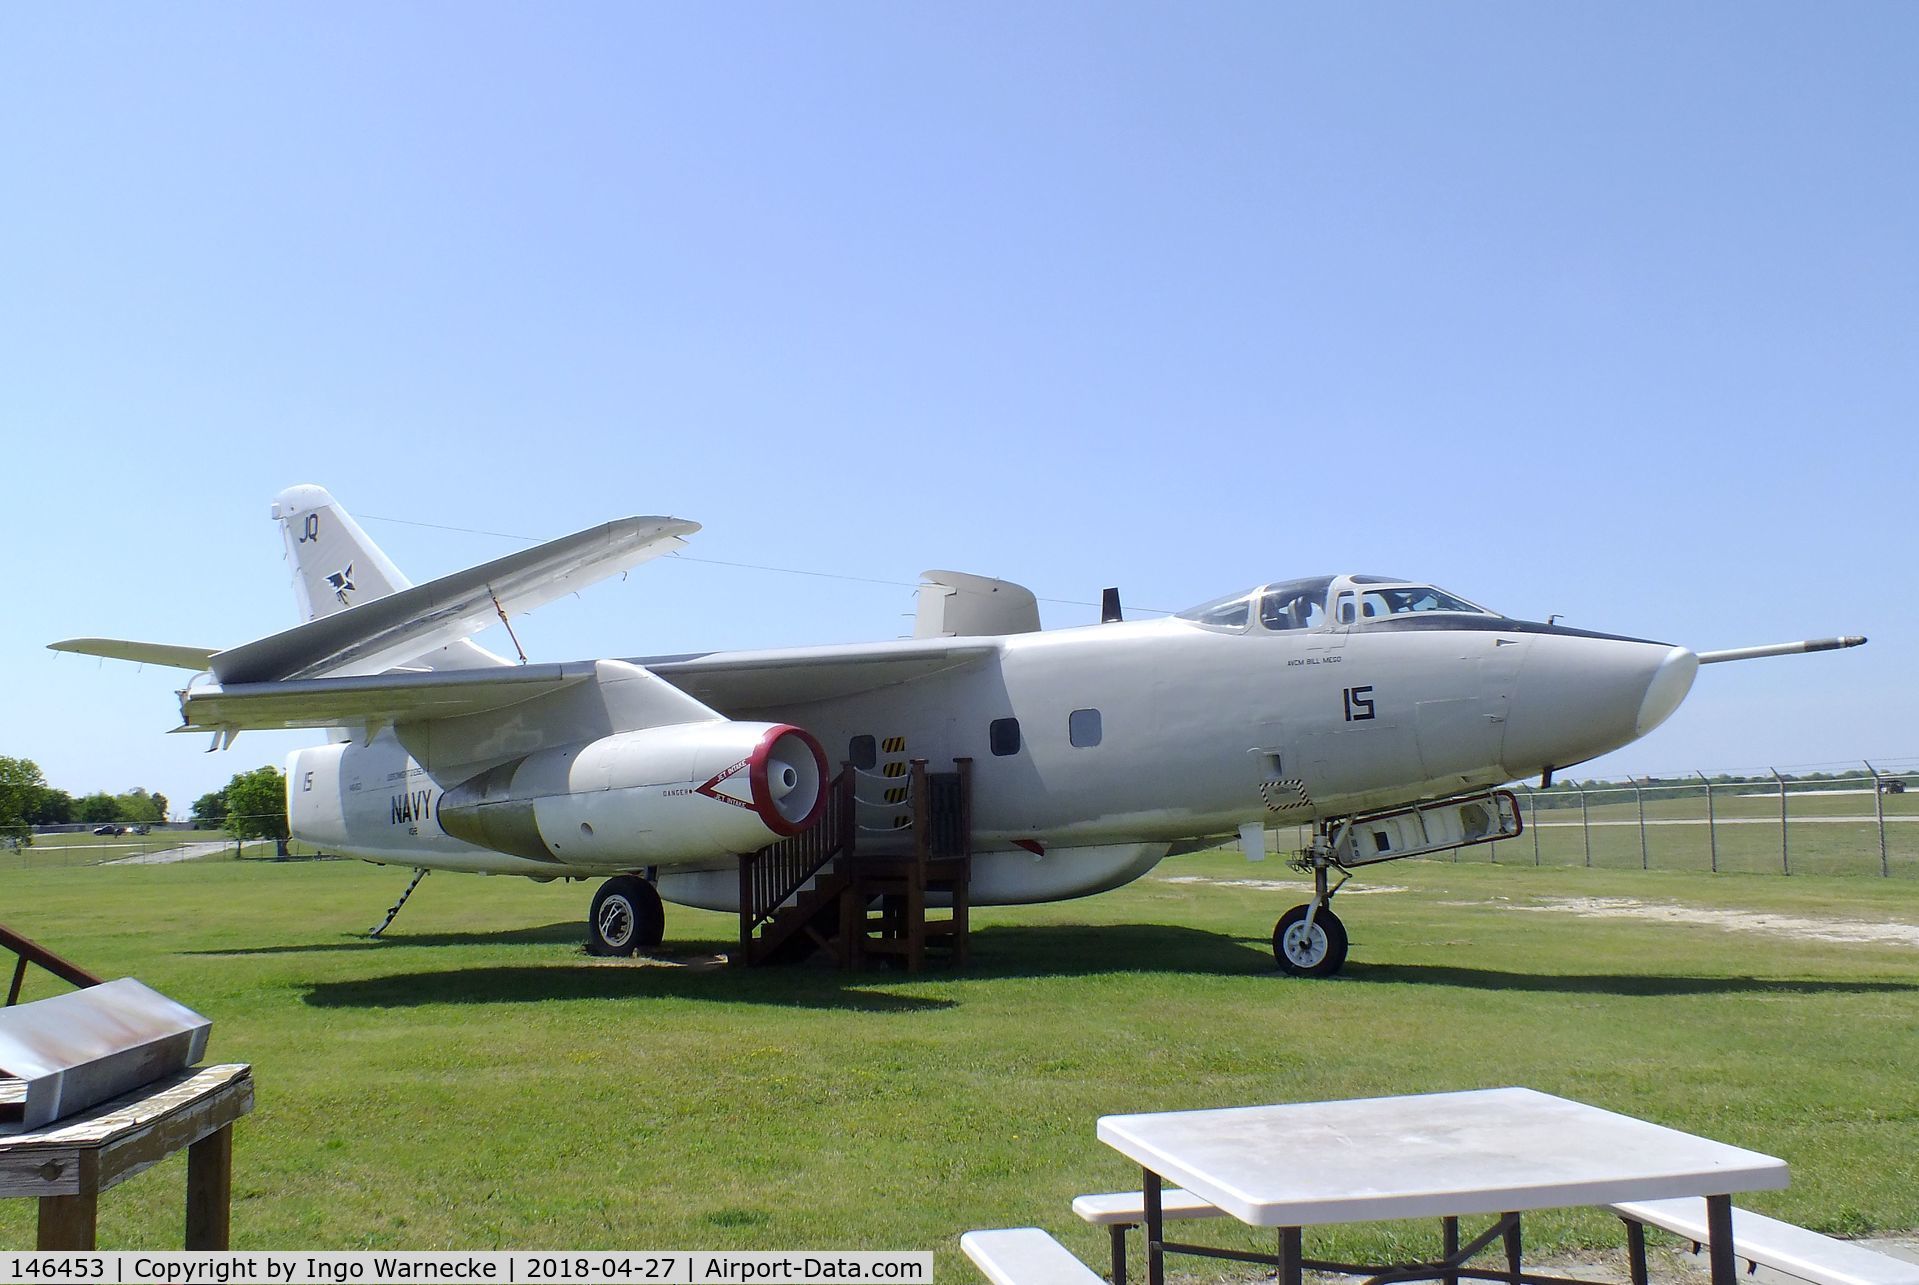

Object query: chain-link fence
[1467,762,1919,877]
[3,815,333,869]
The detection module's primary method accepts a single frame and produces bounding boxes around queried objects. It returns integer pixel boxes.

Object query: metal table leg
[1623,1218,1648,1285]
[1706,1195,1737,1285]
[1143,1169,1164,1285]
[1278,1226,1303,1285]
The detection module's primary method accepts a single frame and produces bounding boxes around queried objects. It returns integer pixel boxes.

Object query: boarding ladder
[735,759,972,970]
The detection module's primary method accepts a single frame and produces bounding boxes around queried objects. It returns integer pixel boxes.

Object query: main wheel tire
[1273,903,1348,977]
[587,875,666,956]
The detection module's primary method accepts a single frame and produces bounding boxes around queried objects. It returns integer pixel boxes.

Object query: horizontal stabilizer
[1697,635,1867,665]
[48,639,219,671]
[176,662,598,732]
[208,515,698,684]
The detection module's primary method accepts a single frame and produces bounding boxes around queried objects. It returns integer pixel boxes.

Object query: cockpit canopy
[1177,575,1495,633]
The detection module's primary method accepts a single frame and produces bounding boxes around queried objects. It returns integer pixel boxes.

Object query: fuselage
[289,576,1696,910]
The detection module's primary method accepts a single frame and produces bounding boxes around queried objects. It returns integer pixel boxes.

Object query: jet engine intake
[438,721,826,868]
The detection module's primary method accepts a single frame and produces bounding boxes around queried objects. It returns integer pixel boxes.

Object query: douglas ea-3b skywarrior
[54,486,1865,976]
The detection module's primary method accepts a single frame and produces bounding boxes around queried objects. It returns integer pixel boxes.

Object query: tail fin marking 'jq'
[270,484,507,673]
[272,484,410,623]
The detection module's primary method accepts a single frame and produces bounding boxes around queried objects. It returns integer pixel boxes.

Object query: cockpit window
[1257,577,1332,632]
[1179,576,1333,633]
[1183,576,1490,632]
[1177,588,1257,632]
[1334,583,1490,623]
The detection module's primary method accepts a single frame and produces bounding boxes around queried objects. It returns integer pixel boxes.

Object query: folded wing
[206,515,697,684]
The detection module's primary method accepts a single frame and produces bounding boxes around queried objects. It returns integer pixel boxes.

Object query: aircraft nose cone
[1637,645,1698,736]
[1501,634,1699,778]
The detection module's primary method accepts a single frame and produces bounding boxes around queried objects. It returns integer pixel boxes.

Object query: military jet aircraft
[52,486,1865,976]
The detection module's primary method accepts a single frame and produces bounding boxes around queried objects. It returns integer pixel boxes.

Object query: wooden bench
[961,1229,1107,1285]
[1071,1189,1226,1284]
[1611,1198,1919,1285]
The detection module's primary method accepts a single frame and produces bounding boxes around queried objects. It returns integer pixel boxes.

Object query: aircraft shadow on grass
[1337,962,1919,997]
[207,921,1902,1002]
[300,965,957,1012]
[958,923,1276,977]
[250,923,1272,1011]
[188,921,592,955]
[200,922,1271,973]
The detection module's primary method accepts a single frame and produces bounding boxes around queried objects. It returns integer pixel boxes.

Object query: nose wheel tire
[588,875,666,956]
[1274,903,1348,977]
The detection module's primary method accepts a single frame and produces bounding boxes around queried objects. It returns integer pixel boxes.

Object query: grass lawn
[2,851,1916,1271]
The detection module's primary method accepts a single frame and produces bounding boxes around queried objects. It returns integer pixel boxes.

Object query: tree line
[0,755,289,852]
[0,755,169,832]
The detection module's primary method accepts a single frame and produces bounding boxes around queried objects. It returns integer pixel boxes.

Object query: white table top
[1096,1087,1788,1228]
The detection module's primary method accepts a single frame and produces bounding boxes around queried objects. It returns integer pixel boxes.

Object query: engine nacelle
[438,721,825,868]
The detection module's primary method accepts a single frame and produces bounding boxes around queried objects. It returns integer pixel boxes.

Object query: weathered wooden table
[0,1062,253,1250]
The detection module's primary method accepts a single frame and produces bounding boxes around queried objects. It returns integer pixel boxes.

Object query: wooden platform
[0,1062,254,1249]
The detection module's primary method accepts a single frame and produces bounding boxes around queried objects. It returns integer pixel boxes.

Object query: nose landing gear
[1274,902,1347,977]
[1274,833,1350,978]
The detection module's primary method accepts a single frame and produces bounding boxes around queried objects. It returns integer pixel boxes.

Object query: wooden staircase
[735,758,973,970]
[735,767,858,967]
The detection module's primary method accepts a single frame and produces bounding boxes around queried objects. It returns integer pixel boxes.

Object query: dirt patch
[1479,895,1919,948]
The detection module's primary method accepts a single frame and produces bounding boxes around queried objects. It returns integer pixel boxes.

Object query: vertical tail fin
[271,484,507,672]
[272,484,410,623]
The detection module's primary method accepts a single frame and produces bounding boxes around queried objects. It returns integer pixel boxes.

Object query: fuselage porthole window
[1069,708,1102,748]
[990,718,1021,757]
[849,735,877,770]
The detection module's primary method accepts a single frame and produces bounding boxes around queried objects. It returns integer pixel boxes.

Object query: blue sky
[3,3,1913,813]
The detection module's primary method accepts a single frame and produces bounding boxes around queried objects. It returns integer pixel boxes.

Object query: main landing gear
[1274,831,1350,978]
[587,874,665,956]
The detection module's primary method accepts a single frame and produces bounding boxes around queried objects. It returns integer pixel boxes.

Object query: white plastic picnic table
[1096,1087,1787,1285]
